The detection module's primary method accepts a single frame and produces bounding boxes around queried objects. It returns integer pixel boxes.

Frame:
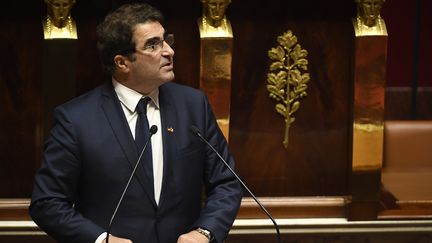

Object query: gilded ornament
[353,0,387,36]
[198,0,233,38]
[267,30,310,148]
[43,0,77,39]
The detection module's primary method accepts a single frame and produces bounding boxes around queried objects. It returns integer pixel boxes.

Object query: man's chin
[161,74,175,85]
[165,72,175,81]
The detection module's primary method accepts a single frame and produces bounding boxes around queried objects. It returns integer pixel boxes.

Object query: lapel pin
[167,127,174,133]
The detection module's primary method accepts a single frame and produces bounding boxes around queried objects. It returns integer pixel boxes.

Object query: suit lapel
[100,82,157,208]
[158,84,180,209]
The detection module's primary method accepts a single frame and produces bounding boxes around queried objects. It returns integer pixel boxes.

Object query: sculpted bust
[43,0,77,39]
[198,0,233,38]
[353,0,387,36]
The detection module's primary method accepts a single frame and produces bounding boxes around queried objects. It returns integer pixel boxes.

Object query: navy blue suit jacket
[30,81,242,243]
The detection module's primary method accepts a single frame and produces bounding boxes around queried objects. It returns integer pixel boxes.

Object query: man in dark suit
[29,3,242,243]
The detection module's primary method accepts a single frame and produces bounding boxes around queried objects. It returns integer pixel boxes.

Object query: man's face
[47,0,75,22]
[126,22,175,94]
[359,0,384,27]
[205,0,230,22]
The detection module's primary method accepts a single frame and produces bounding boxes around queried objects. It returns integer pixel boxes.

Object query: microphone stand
[191,126,281,243]
[106,125,158,243]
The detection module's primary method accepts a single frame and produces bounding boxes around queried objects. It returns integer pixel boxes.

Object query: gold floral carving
[267,30,310,148]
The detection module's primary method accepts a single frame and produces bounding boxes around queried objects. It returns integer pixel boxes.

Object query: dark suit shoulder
[56,82,111,112]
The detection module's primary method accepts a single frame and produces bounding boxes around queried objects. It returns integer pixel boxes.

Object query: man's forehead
[134,23,165,39]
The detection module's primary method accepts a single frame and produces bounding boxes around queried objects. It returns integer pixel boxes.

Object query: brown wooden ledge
[0,199,31,221]
[237,196,347,219]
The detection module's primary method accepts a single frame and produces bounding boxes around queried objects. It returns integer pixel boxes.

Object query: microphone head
[149,125,158,135]
[190,125,201,135]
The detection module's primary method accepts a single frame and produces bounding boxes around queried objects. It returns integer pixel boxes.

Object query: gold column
[348,0,387,220]
[198,0,233,141]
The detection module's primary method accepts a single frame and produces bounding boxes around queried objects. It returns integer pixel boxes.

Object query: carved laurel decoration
[267,30,310,148]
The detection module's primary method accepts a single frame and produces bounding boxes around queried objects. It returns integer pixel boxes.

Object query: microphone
[190,125,281,243]
[106,125,158,243]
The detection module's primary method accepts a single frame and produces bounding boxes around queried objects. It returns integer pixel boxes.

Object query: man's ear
[114,55,129,72]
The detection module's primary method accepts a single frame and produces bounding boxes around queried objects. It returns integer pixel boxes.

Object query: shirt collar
[112,79,160,113]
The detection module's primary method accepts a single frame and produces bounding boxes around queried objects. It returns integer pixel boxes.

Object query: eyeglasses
[137,34,174,53]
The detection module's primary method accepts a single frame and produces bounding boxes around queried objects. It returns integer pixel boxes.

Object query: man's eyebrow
[143,31,168,44]
[144,36,162,45]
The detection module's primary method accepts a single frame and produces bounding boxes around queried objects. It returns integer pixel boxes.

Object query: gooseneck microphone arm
[190,126,281,243]
[106,125,158,243]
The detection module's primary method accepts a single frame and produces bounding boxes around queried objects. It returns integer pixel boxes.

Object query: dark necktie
[135,97,154,186]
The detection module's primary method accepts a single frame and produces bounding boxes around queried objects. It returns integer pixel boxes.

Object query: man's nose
[161,42,174,56]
